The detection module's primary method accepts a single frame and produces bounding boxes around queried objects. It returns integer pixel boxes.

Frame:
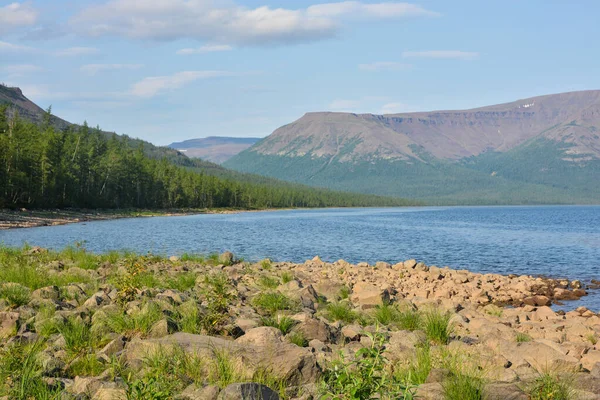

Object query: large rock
[350,282,390,309]
[217,383,278,400]
[496,341,580,372]
[178,384,220,400]
[414,382,444,399]
[92,388,127,400]
[236,327,284,346]
[83,291,110,309]
[0,311,19,338]
[125,332,319,384]
[295,318,335,343]
[483,383,528,400]
[581,350,600,371]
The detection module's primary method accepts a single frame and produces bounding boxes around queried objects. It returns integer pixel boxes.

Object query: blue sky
[1,1,599,145]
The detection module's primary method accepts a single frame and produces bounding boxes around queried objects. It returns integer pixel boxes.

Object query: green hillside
[225,139,600,205]
[0,104,419,210]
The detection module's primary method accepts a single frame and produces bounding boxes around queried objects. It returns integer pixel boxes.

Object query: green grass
[164,272,196,291]
[324,302,359,324]
[209,348,239,388]
[176,301,202,334]
[338,286,351,300]
[528,372,573,400]
[58,245,100,270]
[179,253,205,262]
[0,247,93,290]
[281,271,294,284]
[586,333,598,345]
[67,354,105,377]
[483,305,503,317]
[58,317,95,355]
[321,332,417,399]
[443,373,484,400]
[287,331,309,347]
[252,292,298,314]
[100,302,165,337]
[258,275,280,289]
[260,259,272,270]
[422,309,453,344]
[126,345,205,398]
[0,341,61,399]
[372,303,402,326]
[261,316,297,335]
[397,308,422,331]
[395,343,432,385]
[516,332,533,343]
[0,283,31,307]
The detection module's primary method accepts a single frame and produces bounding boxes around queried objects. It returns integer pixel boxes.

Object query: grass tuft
[528,372,573,400]
[261,315,297,335]
[252,292,298,314]
[0,283,31,308]
[325,302,358,324]
[422,309,453,344]
[516,332,533,343]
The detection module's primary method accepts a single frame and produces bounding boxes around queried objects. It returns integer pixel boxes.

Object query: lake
[2,206,599,310]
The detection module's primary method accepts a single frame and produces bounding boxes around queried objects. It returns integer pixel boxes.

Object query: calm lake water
[2,206,600,310]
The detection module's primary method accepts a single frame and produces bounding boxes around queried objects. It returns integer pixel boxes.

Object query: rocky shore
[0,247,599,399]
[0,208,247,230]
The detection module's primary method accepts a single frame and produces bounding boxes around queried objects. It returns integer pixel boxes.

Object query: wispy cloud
[329,97,416,114]
[0,40,35,53]
[130,70,243,98]
[70,1,438,46]
[380,102,415,114]
[358,62,411,71]
[55,47,100,57]
[0,64,43,78]
[81,63,143,75]
[307,2,439,18]
[0,2,38,35]
[176,44,233,55]
[402,50,479,60]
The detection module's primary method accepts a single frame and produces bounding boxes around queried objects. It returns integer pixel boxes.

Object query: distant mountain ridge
[225,90,600,204]
[168,136,261,163]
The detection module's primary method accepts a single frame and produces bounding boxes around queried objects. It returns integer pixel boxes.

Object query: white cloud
[130,70,241,98]
[358,62,411,71]
[0,2,38,34]
[307,2,439,18]
[1,64,41,73]
[176,44,233,55]
[70,1,438,45]
[0,64,42,78]
[329,97,416,114]
[0,40,35,53]
[402,50,479,60]
[380,102,415,114]
[81,63,143,75]
[55,47,100,57]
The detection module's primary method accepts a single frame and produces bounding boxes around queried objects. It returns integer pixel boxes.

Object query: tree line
[0,105,416,210]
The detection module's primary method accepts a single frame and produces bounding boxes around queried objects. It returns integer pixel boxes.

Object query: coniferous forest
[0,105,416,210]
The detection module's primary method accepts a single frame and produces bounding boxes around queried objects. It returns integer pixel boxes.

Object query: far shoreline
[3,204,599,230]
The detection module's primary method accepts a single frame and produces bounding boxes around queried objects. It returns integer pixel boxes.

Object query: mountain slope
[225,90,600,204]
[169,136,261,163]
[1,85,420,209]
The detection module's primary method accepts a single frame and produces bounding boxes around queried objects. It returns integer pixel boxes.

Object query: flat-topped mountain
[169,136,261,164]
[225,90,600,204]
